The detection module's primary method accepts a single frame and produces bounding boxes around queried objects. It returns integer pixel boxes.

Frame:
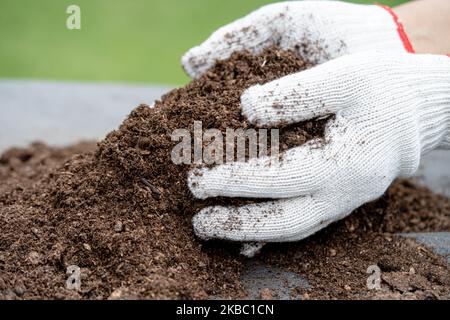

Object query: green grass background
[0,0,409,85]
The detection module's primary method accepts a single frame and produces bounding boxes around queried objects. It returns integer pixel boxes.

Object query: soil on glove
[1,48,449,300]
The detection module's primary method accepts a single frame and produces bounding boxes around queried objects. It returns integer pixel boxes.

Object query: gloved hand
[182,0,413,78]
[188,52,450,243]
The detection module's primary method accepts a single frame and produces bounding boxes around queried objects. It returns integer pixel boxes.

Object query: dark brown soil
[1,48,449,300]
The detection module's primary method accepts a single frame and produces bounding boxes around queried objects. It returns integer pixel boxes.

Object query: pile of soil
[1,48,449,300]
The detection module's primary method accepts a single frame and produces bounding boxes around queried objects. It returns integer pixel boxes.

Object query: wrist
[377,4,414,53]
[394,0,450,55]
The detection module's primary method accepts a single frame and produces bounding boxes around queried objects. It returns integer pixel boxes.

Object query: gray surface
[240,262,309,300]
[0,80,172,152]
[416,150,450,197]
[399,232,450,264]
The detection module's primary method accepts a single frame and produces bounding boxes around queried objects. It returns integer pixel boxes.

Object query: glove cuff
[317,3,414,56]
[376,4,414,53]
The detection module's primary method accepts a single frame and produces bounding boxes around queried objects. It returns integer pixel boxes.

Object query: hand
[182,0,413,78]
[188,52,450,243]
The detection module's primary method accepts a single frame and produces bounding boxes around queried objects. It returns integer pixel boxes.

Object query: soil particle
[260,288,274,300]
[1,48,449,300]
[114,221,124,233]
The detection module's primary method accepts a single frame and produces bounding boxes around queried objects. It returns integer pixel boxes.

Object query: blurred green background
[0,0,409,85]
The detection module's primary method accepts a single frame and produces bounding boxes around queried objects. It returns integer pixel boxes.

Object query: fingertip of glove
[187,167,209,200]
[192,213,210,240]
[240,85,265,125]
[192,206,226,240]
[181,47,212,79]
[241,84,287,127]
[181,50,198,78]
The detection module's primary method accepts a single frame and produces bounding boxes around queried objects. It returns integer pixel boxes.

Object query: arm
[395,0,450,54]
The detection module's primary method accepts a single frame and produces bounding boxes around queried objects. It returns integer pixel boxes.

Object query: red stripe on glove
[378,4,415,53]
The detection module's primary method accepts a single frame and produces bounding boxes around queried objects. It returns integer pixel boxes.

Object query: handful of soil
[1,48,449,300]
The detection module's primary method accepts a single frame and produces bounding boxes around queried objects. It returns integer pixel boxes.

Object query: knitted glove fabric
[182,1,413,78]
[188,52,450,243]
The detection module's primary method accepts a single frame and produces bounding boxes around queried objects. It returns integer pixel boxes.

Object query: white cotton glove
[188,52,450,243]
[182,0,414,78]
